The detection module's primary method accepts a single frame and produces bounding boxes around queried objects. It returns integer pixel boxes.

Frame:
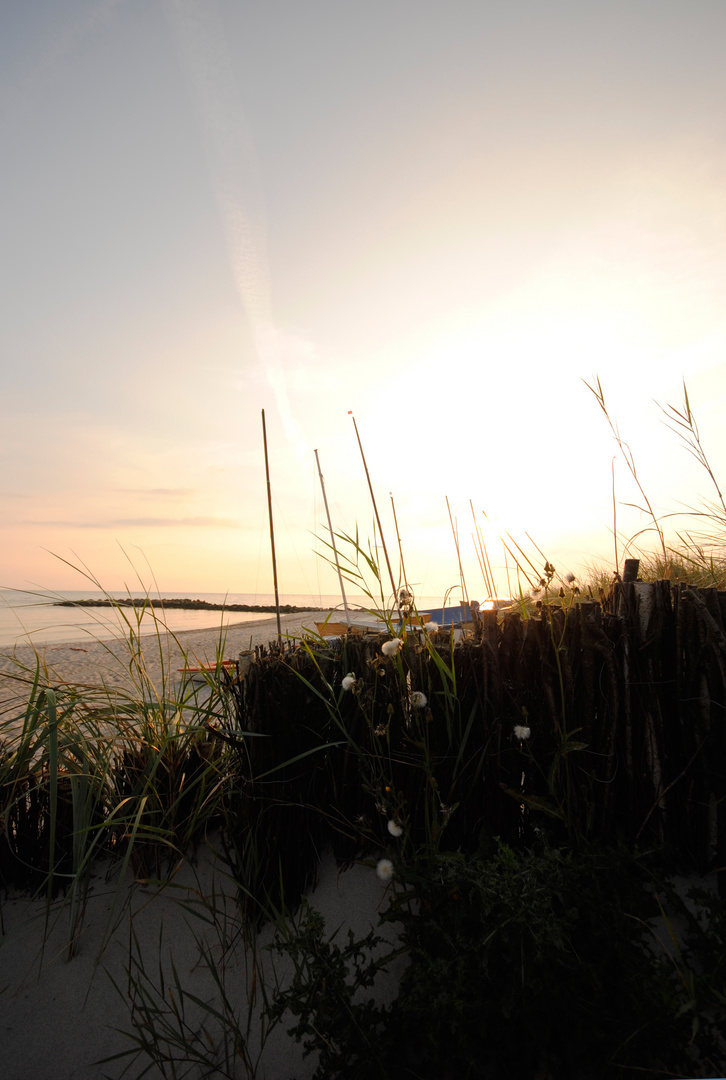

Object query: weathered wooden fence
[232,582,726,905]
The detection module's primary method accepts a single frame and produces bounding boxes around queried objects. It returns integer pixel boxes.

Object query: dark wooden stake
[623,559,640,583]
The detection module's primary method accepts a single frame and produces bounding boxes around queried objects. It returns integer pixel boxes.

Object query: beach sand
[0,611,333,728]
[0,846,398,1080]
[0,610,323,692]
[0,611,401,1080]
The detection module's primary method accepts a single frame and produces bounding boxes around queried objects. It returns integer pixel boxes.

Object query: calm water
[0,589,335,648]
[0,589,449,648]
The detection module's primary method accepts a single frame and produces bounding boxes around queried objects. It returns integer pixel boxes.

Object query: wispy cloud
[161,0,305,453]
[114,488,199,500]
[24,517,241,529]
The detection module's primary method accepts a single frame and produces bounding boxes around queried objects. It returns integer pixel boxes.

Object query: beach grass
[0,584,244,962]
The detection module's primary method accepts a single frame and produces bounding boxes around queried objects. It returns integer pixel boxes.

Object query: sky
[2,0,726,602]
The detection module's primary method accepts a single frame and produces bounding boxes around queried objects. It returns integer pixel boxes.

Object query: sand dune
[0,610,399,1079]
[0,845,397,1080]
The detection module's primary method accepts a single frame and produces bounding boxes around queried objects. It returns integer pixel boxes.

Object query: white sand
[0,609,323,681]
[0,846,399,1080]
[0,611,329,720]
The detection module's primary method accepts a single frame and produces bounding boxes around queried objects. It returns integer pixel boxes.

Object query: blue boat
[400,603,475,630]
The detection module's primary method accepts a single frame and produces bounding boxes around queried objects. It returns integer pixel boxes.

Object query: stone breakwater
[52,598,324,613]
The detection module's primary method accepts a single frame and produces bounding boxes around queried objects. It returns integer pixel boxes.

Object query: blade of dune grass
[253,740,346,781]
[0,571,244,959]
[45,689,58,909]
[101,885,268,1079]
[659,380,726,519]
[584,375,669,571]
[91,794,150,958]
[316,526,396,627]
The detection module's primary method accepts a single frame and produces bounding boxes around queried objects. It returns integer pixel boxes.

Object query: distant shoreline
[52,598,325,613]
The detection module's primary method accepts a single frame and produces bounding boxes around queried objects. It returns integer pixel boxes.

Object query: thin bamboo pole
[348,411,399,616]
[390,493,410,598]
[261,409,282,643]
[314,449,351,626]
[501,536,537,590]
[446,496,469,608]
[470,501,495,599]
[479,510,499,599]
[509,532,543,582]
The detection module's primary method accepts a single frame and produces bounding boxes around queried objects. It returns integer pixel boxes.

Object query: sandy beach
[0,610,400,1080]
[0,611,329,716]
[0,845,397,1080]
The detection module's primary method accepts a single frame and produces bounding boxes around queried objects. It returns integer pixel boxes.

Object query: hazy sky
[2,0,726,600]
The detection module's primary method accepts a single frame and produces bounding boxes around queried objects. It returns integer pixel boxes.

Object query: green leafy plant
[266,901,400,1080]
[261,844,724,1080]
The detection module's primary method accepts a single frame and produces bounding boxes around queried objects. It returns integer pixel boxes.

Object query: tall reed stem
[349,411,399,614]
[261,409,282,642]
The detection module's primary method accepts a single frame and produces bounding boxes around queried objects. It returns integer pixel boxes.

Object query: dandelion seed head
[564,572,576,584]
[387,819,403,837]
[376,858,395,882]
[410,691,428,708]
[341,673,356,691]
[514,724,531,741]
[424,621,439,632]
[381,638,403,657]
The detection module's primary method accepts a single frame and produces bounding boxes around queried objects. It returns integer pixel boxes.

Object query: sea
[0,589,447,648]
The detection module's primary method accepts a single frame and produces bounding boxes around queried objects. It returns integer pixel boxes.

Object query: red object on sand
[177,660,237,675]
